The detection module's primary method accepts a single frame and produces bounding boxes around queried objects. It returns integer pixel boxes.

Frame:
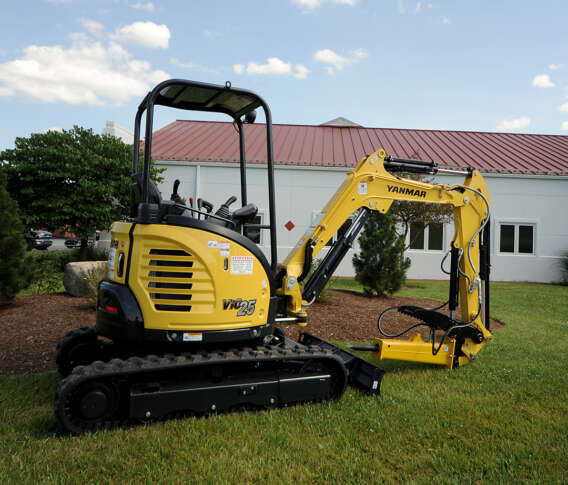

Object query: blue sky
[0,0,567,151]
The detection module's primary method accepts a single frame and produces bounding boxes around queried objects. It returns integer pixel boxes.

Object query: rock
[63,261,107,297]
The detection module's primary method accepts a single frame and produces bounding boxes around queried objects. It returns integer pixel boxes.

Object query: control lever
[197,198,203,220]
[171,179,180,198]
[198,198,214,219]
[215,195,237,220]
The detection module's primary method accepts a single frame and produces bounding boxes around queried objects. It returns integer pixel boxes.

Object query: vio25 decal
[223,298,256,316]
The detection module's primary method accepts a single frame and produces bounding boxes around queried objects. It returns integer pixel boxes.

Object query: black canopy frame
[132,79,278,272]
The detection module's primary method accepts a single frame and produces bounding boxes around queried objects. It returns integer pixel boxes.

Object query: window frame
[497,220,537,256]
[407,222,446,252]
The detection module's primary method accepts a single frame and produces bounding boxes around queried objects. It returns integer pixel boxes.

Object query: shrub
[25,255,66,295]
[352,212,410,297]
[83,264,108,307]
[20,247,108,295]
[0,172,32,304]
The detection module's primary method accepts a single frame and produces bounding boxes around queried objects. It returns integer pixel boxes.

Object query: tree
[352,212,410,297]
[389,173,453,247]
[0,171,31,305]
[1,126,162,260]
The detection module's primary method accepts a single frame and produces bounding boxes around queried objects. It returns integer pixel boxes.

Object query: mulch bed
[0,291,500,375]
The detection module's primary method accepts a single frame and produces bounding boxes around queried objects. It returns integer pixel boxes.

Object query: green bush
[352,212,410,297]
[0,172,32,304]
[22,247,109,295]
[83,264,108,307]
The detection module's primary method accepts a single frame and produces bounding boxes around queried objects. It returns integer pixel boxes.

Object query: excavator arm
[279,149,492,369]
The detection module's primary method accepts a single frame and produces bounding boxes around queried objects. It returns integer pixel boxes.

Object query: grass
[1,281,567,484]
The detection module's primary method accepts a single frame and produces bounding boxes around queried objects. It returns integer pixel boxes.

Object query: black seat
[232,203,258,224]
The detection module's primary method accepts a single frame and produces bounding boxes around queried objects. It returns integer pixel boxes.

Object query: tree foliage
[352,212,410,297]
[389,173,453,246]
[0,171,31,304]
[1,126,162,259]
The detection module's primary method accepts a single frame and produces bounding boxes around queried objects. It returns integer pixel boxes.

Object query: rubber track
[54,342,348,434]
[55,326,110,377]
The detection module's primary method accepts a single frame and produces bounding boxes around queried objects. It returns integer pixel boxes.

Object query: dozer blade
[298,333,385,395]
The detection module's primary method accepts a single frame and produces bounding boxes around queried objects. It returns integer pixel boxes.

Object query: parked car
[64,238,81,249]
[25,229,53,250]
[64,238,95,249]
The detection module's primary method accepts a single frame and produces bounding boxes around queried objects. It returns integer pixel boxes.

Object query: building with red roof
[150,119,568,282]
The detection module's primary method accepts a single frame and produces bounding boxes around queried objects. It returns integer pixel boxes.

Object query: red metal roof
[151,120,568,176]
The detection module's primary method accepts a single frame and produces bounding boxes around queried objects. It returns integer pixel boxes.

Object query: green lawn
[1,281,567,484]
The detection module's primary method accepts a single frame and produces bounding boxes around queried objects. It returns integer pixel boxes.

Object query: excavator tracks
[54,341,348,434]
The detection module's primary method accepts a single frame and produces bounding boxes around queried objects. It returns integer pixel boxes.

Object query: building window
[409,222,444,251]
[499,223,535,255]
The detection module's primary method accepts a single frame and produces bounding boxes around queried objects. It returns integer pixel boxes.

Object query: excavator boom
[279,149,492,369]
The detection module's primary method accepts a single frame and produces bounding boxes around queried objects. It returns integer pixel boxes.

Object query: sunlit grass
[1,281,567,484]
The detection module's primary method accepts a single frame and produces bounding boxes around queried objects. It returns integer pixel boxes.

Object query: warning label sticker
[183,332,203,342]
[231,256,253,275]
[358,182,368,195]
[208,240,230,250]
[108,248,116,279]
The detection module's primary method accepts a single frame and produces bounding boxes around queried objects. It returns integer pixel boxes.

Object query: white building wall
[156,160,568,283]
[103,121,134,145]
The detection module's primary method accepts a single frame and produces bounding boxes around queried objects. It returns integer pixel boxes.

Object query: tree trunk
[79,239,89,261]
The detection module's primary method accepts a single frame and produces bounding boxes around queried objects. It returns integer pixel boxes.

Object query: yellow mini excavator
[54,79,492,433]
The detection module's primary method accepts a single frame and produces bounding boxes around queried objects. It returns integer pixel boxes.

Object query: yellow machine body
[280,148,492,368]
[107,222,271,333]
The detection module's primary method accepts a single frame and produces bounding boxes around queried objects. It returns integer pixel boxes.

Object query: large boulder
[63,261,107,297]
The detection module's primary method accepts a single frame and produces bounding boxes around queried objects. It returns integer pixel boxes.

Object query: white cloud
[561,121,568,131]
[496,117,531,131]
[203,29,220,38]
[314,48,366,75]
[241,57,291,75]
[532,74,555,88]
[69,32,91,43]
[294,64,310,79]
[45,126,63,133]
[0,41,169,106]
[112,21,170,49]
[398,0,424,14]
[442,16,450,24]
[559,102,568,112]
[80,18,104,36]
[291,0,357,11]
[233,58,309,79]
[170,57,219,73]
[131,2,154,11]
[549,63,562,71]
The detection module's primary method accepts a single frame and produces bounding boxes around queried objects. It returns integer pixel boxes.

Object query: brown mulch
[0,291,500,375]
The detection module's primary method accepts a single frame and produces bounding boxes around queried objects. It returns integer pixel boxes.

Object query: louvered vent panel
[143,248,197,312]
